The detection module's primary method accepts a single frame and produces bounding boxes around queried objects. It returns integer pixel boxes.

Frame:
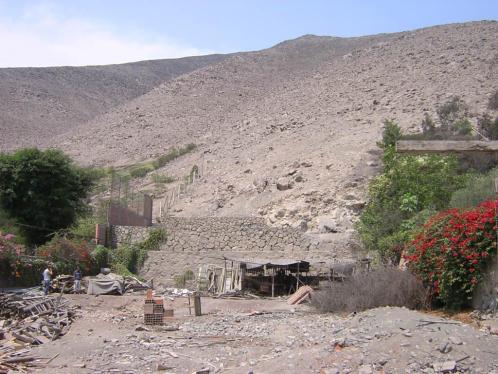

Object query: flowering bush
[405,200,498,309]
[0,232,22,258]
[37,235,96,273]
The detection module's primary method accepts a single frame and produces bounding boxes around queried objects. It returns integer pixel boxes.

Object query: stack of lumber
[0,291,76,372]
[287,286,313,305]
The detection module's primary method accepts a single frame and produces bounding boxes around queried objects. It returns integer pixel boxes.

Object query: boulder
[317,216,340,233]
[276,178,293,191]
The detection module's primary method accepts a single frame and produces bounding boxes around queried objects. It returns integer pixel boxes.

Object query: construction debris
[144,289,172,325]
[125,275,152,293]
[0,290,76,372]
[86,272,152,295]
[288,285,313,305]
[163,287,193,297]
[51,274,75,293]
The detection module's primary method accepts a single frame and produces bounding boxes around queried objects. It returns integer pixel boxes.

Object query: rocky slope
[6,21,498,245]
[0,54,227,150]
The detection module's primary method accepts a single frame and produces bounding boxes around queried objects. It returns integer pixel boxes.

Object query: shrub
[151,174,175,184]
[377,119,402,150]
[450,171,496,208]
[130,165,153,179]
[488,89,498,110]
[437,96,468,131]
[69,215,100,239]
[37,235,96,274]
[152,144,196,170]
[174,269,195,288]
[111,261,135,277]
[0,209,24,245]
[478,113,498,140]
[405,200,498,309]
[179,143,196,155]
[110,228,167,275]
[111,244,144,274]
[91,245,110,270]
[138,228,167,251]
[358,120,468,262]
[453,118,473,136]
[421,113,436,135]
[1,256,50,286]
[312,267,427,313]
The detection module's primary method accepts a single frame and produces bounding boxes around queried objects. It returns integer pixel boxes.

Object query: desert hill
[0,54,228,151]
[5,21,498,244]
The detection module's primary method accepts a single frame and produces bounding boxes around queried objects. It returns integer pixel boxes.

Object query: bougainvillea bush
[37,235,96,274]
[405,200,498,309]
[0,232,50,286]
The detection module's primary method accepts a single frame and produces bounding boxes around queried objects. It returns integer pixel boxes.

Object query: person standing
[42,265,53,295]
[73,266,82,294]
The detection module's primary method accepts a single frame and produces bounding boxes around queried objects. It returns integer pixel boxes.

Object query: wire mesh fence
[108,174,152,226]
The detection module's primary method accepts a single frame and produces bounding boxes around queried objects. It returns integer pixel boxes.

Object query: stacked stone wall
[161,216,315,253]
[112,216,354,287]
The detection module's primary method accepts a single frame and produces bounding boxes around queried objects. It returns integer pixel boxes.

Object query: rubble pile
[0,291,77,372]
[124,276,152,294]
[51,275,76,293]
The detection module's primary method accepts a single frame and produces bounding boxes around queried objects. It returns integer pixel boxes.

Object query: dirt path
[29,295,498,374]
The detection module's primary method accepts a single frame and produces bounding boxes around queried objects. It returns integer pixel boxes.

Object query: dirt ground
[25,294,498,374]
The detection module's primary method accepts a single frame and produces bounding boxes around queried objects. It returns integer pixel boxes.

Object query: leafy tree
[377,119,402,149]
[0,148,93,246]
[357,121,467,262]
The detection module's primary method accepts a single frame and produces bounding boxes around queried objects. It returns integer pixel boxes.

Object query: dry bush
[488,89,498,110]
[312,267,428,313]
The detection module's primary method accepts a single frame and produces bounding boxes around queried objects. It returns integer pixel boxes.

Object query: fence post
[193,292,202,316]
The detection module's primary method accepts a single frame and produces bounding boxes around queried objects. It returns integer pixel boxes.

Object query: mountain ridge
[0,53,229,151]
[2,21,498,242]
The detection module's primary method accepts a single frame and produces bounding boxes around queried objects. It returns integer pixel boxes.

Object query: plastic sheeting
[86,274,124,295]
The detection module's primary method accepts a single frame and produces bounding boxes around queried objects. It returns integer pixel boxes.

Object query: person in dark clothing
[73,267,82,294]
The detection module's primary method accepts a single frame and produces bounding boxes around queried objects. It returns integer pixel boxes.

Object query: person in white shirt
[42,266,53,295]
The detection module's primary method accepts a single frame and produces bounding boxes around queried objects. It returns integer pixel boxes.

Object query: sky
[0,0,497,68]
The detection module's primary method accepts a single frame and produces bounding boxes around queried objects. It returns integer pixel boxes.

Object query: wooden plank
[396,140,498,154]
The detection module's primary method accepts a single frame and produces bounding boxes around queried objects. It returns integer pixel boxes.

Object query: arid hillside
[6,21,498,242]
[0,54,227,150]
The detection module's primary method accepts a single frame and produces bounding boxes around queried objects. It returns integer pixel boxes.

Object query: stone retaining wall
[112,216,356,287]
[161,216,316,253]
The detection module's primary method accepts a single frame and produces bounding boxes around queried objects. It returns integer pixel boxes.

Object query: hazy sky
[1,0,497,67]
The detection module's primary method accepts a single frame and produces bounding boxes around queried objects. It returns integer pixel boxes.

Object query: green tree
[357,121,467,262]
[0,148,93,246]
